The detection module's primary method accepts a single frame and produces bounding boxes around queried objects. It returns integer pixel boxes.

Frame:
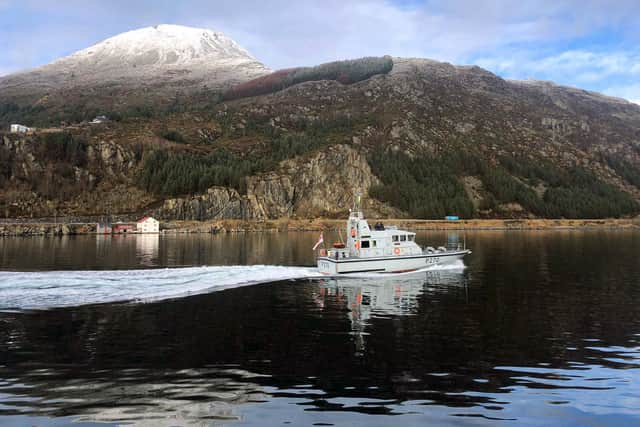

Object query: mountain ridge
[0,27,639,220]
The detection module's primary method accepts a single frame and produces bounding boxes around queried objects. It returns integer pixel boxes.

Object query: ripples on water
[0,230,639,426]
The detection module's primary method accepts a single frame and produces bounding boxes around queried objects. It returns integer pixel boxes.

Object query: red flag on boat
[312,232,324,250]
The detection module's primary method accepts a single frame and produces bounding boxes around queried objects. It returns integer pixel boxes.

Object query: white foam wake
[0,265,320,311]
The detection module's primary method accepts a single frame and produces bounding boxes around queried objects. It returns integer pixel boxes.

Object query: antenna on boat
[353,192,363,215]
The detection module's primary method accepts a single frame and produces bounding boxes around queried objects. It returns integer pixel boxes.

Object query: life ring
[350,228,356,238]
[393,247,401,255]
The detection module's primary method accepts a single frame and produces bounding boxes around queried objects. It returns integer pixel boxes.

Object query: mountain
[1,27,639,220]
[0,25,269,124]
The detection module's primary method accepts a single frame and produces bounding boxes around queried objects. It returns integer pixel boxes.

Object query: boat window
[372,240,377,247]
[400,235,406,242]
[361,240,370,248]
[392,235,399,242]
[409,235,414,241]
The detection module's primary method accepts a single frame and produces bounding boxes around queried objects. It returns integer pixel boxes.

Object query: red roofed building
[112,222,136,234]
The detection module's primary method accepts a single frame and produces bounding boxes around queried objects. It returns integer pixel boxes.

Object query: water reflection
[135,234,160,266]
[0,366,266,426]
[317,269,468,356]
[0,230,639,426]
[0,231,469,271]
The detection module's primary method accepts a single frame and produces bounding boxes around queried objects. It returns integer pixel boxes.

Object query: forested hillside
[1,57,639,220]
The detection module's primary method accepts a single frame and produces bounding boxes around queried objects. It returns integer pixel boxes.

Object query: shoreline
[1,218,639,236]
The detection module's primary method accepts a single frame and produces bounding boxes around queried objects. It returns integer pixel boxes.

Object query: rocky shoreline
[1,218,639,236]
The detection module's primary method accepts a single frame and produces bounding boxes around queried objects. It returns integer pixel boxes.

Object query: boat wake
[0,261,467,311]
[0,265,321,311]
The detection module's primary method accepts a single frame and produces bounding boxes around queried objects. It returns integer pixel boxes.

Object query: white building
[136,216,160,233]
[10,124,33,133]
[90,115,109,124]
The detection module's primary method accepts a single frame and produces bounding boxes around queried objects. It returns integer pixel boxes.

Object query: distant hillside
[1,26,639,220]
[222,56,393,100]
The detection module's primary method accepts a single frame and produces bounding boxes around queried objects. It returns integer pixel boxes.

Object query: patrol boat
[316,202,471,275]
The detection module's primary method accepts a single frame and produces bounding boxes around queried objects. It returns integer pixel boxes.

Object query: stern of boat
[317,257,337,275]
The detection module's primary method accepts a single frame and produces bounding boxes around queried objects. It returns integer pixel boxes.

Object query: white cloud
[476,49,640,81]
[603,83,640,105]
[3,0,640,70]
[190,0,640,69]
[475,48,640,103]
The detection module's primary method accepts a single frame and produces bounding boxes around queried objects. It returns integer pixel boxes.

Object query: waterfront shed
[113,223,136,234]
[137,216,160,233]
[96,223,113,234]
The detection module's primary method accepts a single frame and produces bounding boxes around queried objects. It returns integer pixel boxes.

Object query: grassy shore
[1,218,639,236]
[162,218,640,233]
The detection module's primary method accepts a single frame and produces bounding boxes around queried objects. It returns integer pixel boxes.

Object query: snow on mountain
[60,24,261,69]
[0,24,270,93]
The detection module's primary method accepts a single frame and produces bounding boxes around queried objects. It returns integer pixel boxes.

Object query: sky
[0,0,638,104]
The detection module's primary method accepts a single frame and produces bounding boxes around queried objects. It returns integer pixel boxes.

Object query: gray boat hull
[317,250,470,275]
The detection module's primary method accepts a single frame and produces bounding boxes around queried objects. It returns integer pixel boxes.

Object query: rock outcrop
[86,141,137,177]
[152,145,400,220]
[247,144,386,218]
[153,187,244,220]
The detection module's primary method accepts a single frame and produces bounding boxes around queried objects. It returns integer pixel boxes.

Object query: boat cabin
[326,210,423,259]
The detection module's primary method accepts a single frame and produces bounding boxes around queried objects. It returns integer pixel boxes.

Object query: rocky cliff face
[153,145,401,220]
[153,187,245,221]
[247,145,386,218]
[0,133,154,218]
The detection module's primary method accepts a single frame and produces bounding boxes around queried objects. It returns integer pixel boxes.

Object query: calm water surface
[0,230,639,426]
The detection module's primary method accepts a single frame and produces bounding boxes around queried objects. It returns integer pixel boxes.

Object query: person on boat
[374,222,385,231]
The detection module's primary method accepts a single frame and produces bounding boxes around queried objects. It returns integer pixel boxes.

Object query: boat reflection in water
[315,268,468,355]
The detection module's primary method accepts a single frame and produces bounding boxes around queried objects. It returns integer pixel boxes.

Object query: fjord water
[0,231,639,426]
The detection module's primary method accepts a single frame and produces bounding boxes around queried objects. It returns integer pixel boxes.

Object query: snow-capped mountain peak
[64,24,259,68]
[1,24,269,93]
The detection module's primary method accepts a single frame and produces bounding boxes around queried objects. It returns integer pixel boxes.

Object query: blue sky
[0,0,638,104]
